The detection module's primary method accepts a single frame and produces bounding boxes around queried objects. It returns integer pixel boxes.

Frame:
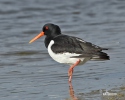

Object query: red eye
[45,26,49,30]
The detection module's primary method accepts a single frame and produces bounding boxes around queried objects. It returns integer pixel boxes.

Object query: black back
[52,35,109,60]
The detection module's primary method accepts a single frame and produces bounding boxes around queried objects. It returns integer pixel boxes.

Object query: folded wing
[51,35,109,60]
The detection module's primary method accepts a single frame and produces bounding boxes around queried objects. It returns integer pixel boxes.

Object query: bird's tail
[91,52,110,61]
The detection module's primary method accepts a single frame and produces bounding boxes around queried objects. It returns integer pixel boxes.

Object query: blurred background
[0,0,125,100]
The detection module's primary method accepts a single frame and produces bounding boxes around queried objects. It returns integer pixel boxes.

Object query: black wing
[51,35,109,60]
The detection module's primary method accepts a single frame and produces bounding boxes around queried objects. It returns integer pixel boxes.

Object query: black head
[42,23,61,38]
[29,23,62,44]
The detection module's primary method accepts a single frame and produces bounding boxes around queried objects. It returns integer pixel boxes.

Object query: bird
[29,23,110,82]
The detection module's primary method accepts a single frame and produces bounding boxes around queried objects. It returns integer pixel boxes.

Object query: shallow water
[0,0,125,100]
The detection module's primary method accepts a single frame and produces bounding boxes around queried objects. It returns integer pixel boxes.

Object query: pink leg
[68,60,80,82]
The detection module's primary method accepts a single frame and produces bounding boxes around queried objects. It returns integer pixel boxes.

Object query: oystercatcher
[29,23,110,82]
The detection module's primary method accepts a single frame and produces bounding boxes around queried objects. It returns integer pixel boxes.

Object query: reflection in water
[68,82,78,100]
[67,82,125,100]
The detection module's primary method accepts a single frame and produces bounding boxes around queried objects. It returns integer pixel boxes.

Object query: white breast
[48,40,90,65]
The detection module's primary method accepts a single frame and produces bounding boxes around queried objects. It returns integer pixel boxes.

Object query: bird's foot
[68,76,72,82]
[68,68,73,82]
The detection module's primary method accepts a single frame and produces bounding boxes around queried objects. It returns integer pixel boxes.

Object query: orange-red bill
[29,31,44,43]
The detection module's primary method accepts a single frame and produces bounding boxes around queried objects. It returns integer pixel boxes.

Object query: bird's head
[29,23,61,43]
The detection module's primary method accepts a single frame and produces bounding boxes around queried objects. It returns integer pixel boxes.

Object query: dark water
[0,0,125,100]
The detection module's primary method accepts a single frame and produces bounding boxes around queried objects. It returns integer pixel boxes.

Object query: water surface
[0,0,125,100]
